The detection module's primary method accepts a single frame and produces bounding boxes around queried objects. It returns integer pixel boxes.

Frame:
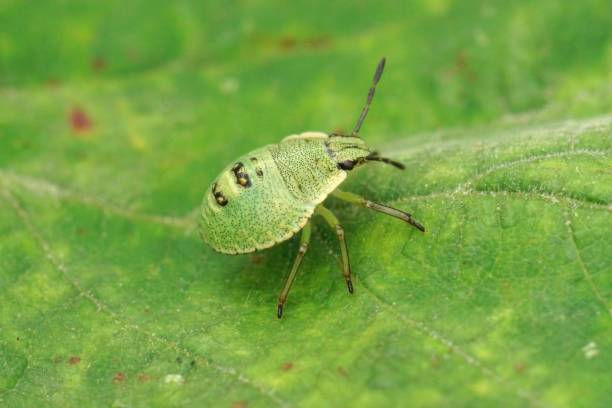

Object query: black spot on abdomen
[212,182,228,206]
[232,162,252,187]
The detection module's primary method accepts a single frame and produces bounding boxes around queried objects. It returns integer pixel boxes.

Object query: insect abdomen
[200,147,315,254]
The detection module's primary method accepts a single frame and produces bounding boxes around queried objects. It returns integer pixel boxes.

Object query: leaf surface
[1,1,611,407]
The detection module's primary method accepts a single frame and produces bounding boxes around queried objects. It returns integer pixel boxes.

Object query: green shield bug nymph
[199,58,425,318]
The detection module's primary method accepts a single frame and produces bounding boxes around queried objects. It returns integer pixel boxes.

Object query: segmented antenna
[365,152,405,170]
[352,57,386,136]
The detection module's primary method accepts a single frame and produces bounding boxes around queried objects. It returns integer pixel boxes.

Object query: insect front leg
[314,205,354,294]
[277,222,312,319]
[332,190,425,232]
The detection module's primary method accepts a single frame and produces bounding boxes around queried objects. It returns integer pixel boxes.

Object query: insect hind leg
[277,222,312,319]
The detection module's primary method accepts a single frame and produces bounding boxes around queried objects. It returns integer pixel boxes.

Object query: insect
[199,58,424,318]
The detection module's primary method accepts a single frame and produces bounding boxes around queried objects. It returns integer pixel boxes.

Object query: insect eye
[338,160,355,171]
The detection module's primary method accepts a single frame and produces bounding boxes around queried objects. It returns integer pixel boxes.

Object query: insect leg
[332,190,425,232]
[315,205,353,294]
[277,222,312,319]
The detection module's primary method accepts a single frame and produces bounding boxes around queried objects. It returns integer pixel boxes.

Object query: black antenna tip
[374,58,386,83]
[389,159,405,170]
[352,57,387,135]
[277,304,284,319]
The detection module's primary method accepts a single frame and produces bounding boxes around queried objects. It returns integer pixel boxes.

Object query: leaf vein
[316,234,549,407]
[0,171,195,231]
[562,209,612,316]
[394,190,610,211]
[359,283,549,407]
[453,148,609,193]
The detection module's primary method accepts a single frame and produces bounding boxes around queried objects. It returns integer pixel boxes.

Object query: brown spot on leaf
[431,354,442,369]
[306,35,331,49]
[446,51,477,82]
[278,35,332,52]
[70,107,93,134]
[68,356,81,365]
[250,255,265,264]
[113,372,125,383]
[91,57,107,72]
[455,51,467,71]
[278,36,297,51]
[281,362,293,371]
[138,373,152,383]
[46,78,61,88]
[514,361,527,374]
[337,366,348,377]
[232,401,247,408]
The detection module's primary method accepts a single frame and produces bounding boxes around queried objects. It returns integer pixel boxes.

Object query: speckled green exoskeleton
[200,58,424,318]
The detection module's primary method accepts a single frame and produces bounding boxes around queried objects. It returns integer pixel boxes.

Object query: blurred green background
[1,1,611,407]
[0,0,610,214]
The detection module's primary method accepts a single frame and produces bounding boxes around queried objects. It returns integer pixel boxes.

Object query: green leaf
[1,118,610,407]
[1,1,611,407]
